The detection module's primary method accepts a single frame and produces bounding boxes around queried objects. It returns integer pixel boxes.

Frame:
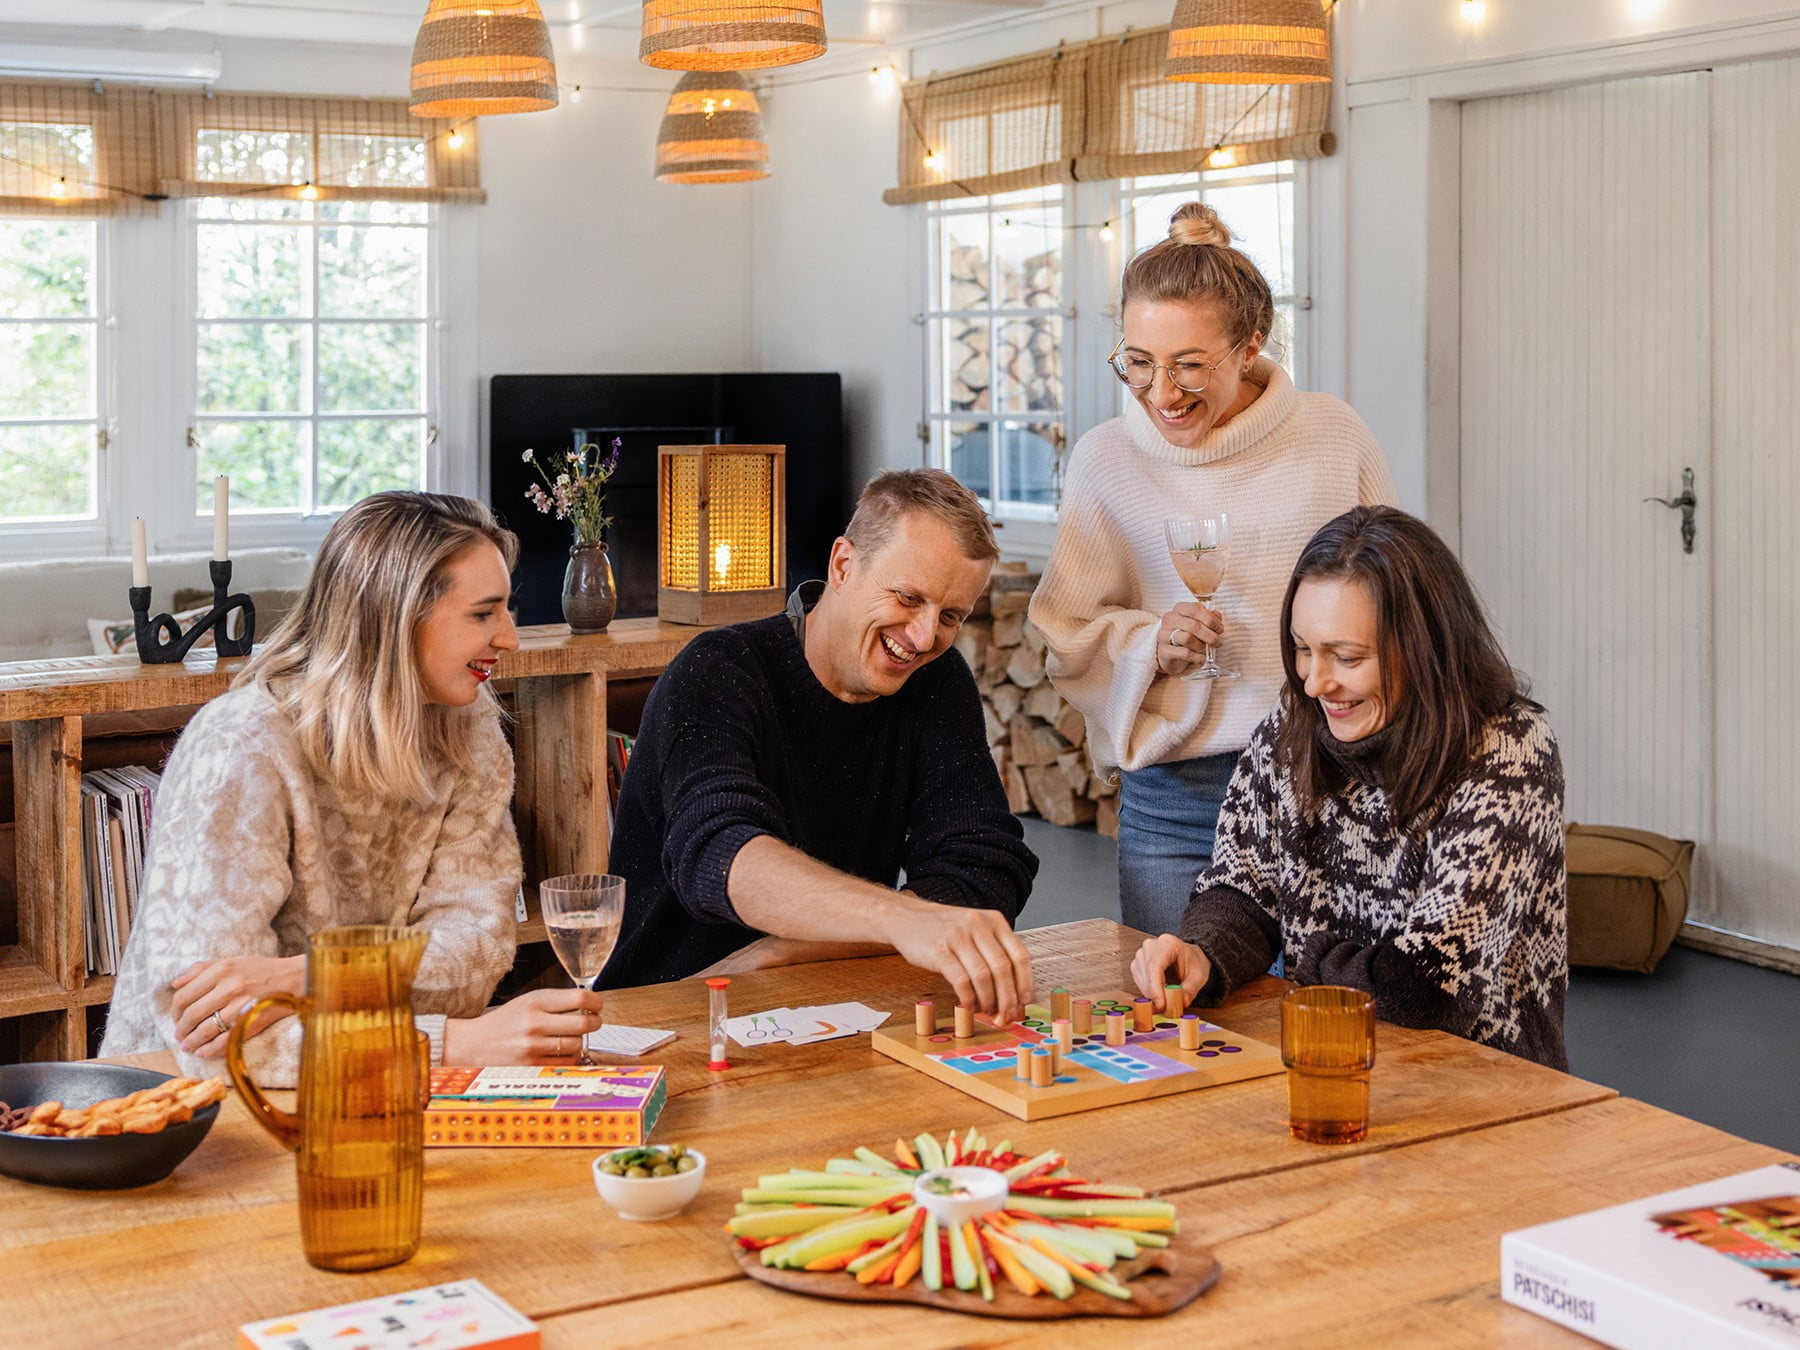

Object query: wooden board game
[871,995,1282,1121]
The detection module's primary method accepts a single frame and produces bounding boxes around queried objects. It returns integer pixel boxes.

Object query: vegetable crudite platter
[727,1129,1220,1319]
[872,990,1282,1121]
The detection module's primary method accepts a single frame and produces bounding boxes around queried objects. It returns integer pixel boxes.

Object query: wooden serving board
[732,1234,1221,1319]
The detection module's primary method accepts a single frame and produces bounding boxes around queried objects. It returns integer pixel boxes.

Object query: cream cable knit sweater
[1030,359,1396,775]
[101,683,520,1087]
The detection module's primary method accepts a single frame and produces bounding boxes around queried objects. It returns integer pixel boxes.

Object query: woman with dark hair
[1129,506,1569,1068]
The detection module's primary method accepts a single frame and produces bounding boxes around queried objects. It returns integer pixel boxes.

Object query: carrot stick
[894,1137,919,1170]
[891,1239,924,1288]
[983,1231,1040,1296]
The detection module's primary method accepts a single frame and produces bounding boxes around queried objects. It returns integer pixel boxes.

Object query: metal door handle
[1644,467,1696,554]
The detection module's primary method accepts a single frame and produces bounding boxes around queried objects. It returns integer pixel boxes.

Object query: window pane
[1207,179,1293,294]
[318,134,427,191]
[944,421,989,501]
[943,319,989,413]
[996,316,1061,413]
[196,130,311,186]
[0,220,93,317]
[1132,187,1194,253]
[319,200,429,225]
[195,420,305,511]
[1272,301,1296,376]
[993,205,1060,309]
[318,323,423,412]
[316,418,423,508]
[940,213,988,309]
[0,422,92,520]
[994,421,1061,510]
[320,225,426,317]
[0,322,92,417]
[198,222,305,318]
[197,196,305,221]
[197,323,306,413]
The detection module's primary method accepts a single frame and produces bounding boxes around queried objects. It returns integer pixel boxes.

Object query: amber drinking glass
[227,925,429,1271]
[1280,985,1376,1144]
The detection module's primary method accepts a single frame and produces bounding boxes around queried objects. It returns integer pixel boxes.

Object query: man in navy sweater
[602,469,1039,1021]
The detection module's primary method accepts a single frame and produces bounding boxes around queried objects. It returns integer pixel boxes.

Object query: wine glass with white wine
[1162,513,1238,681]
[539,873,625,1061]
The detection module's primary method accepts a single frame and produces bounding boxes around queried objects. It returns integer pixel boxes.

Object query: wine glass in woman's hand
[541,874,624,1061]
[1163,514,1239,681]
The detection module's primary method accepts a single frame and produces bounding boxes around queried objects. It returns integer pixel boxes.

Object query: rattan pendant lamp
[639,0,826,71]
[655,71,769,182]
[1165,0,1332,84]
[410,0,560,117]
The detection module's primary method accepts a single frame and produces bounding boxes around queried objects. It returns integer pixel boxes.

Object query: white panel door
[1707,57,1800,949]
[1459,72,1712,851]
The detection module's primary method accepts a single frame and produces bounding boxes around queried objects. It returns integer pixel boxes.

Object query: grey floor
[1015,817,1800,1155]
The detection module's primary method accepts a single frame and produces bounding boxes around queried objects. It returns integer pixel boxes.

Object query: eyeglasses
[1106,336,1245,394]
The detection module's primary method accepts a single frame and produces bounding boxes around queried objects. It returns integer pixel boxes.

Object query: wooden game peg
[1105,1010,1127,1046]
[914,999,936,1037]
[1050,988,1071,1022]
[1179,1013,1201,1050]
[1015,1044,1033,1081]
[1052,1018,1073,1054]
[1047,1042,1061,1077]
[1030,1047,1053,1087]
[1165,983,1186,1020]
[1071,999,1092,1035]
[953,1004,975,1039]
[1132,997,1153,1032]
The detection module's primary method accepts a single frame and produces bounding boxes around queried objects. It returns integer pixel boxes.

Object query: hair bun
[1168,202,1231,248]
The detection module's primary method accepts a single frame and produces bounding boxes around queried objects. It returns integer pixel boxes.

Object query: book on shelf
[77,765,160,976]
[237,1277,537,1350]
[1501,1161,1800,1349]
[425,1064,665,1148]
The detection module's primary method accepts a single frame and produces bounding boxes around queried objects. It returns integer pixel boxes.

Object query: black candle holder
[129,559,256,664]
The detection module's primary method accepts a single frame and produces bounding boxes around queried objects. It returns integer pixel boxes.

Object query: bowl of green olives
[591,1144,706,1221]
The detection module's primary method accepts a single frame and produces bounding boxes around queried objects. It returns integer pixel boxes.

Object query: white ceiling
[0,0,1051,66]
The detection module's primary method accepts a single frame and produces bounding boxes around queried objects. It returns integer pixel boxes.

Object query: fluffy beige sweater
[1030,359,1396,774]
[101,683,520,1087]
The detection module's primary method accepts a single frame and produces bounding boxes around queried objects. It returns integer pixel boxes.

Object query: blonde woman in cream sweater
[102,492,604,1087]
[1031,204,1396,936]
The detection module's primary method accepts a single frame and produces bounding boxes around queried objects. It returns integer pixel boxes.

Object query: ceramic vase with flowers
[524,437,620,635]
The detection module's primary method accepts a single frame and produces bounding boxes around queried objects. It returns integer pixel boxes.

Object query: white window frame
[173,196,442,549]
[0,216,113,555]
[916,164,1311,562]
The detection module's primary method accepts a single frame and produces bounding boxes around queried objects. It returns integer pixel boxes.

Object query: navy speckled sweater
[600,608,1038,988]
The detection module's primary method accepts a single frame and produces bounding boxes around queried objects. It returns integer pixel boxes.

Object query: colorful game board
[870,996,1282,1121]
[1653,1193,1800,1287]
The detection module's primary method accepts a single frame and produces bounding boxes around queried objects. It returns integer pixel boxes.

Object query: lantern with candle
[657,444,786,625]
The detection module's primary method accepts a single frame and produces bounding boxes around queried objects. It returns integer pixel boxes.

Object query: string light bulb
[1098,221,1114,243]
[1207,146,1238,169]
[923,148,943,173]
[1460,0,1486,23]
[49,176,67,198]
[447,127,466,150]
[299,181,320,200]
[570,85,583,103]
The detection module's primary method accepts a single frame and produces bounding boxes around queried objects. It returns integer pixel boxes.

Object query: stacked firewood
[957,563,1120,838]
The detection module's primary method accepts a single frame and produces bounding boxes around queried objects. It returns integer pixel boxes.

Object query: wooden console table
[0,620,705,1062]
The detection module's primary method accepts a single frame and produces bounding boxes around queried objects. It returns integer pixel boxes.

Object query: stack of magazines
[79,766,160,976]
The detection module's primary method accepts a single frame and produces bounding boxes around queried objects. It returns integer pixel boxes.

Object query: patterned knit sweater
[1182,704,1569,1068]
[100,683,520,1087]
[1030,359,1396,774]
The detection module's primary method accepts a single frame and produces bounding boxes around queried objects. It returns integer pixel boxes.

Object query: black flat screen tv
[490,374,847,626]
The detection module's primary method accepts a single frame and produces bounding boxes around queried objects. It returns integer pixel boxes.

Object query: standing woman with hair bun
[1031,203,1397,936]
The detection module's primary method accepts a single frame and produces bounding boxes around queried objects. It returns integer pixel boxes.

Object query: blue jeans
[1115,751,1240,937]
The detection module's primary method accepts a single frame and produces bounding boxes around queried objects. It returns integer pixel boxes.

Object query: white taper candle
[212,475,229,561]
[131,517,149,588]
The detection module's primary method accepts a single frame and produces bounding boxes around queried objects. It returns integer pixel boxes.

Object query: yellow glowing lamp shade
[1165,0,1332,85]
[410,0,560,118]
[655,71,770,184]
[658,444,787,625]
[639,0,826,71]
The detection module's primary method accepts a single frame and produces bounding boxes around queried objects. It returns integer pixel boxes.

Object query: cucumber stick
[914,1133,947,1171]
[777,1209,912,1269]
[922,1213,942,1291]
[947,1218,978,1290]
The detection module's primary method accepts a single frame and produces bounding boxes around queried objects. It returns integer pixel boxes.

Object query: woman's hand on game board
[1130,934,1213,1012]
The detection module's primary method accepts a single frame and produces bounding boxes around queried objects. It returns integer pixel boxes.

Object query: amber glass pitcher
[226,924,429,1272]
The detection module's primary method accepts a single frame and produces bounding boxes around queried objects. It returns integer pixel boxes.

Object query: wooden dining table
[4,918,1792,1347]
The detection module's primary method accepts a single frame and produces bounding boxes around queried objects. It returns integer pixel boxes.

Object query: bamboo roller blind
[0,78,483,216]
[884,26,1333,205]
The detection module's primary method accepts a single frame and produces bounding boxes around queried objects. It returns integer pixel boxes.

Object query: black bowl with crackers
[0,1063,225,1190]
